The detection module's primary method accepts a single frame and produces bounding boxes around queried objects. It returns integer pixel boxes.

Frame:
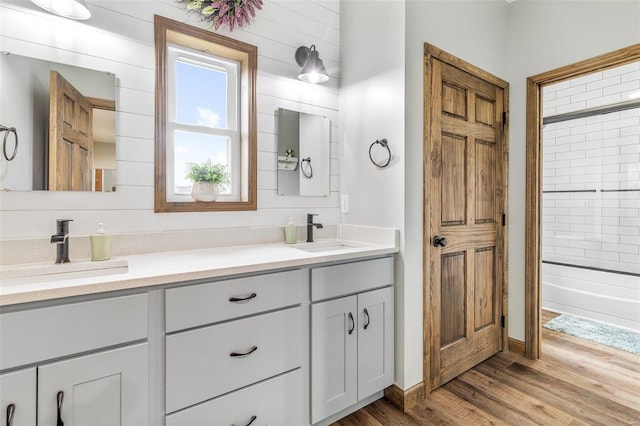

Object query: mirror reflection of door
[49,70,93,191]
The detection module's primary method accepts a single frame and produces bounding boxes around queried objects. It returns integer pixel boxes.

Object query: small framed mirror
[276,108,330,197]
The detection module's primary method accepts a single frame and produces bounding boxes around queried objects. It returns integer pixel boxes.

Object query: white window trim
[166,44,241,203]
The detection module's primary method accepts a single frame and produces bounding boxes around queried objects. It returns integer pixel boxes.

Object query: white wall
[506,0,640,341]
[340,0,406,387]
[0,0,341,239]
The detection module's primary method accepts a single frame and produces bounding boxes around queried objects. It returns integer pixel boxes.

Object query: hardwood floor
[332,311,640,425]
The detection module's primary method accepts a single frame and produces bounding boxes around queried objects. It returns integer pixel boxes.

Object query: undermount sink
[293,241,361,253]
[0,259,128,286]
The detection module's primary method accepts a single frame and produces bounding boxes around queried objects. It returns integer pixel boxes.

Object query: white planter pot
[191,182,220,202]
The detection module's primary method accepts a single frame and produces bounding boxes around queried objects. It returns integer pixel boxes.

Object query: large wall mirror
[0,52,116,192]
[276,108,330,197]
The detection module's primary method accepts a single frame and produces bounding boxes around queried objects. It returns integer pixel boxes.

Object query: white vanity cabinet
[164,269,308,424]
[0,293,149,426]
[310,257,394,424]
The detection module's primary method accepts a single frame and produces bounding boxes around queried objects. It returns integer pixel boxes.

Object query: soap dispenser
[285,217,297,244]
[90,223,112,261]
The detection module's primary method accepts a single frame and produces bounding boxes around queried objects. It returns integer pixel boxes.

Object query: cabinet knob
[363,308,370,330]
[56,391,64,426]
[348,312,355,335]
[6,404,15,426]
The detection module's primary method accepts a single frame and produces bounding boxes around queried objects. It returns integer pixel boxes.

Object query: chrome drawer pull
[363,308,370,330]
[231,415,257,426]
[229,293,257,302]
[230,346,258,357]
[6,403,15,426]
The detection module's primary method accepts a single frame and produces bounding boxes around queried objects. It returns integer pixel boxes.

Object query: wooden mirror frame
[154,15,257,212]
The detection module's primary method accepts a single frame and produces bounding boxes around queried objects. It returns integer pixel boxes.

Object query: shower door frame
[525,43,640,359]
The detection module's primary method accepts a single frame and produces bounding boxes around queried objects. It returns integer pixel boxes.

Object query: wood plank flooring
[332,311,640,425]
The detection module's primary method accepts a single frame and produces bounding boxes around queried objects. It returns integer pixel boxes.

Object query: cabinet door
[358,286,394,400]
[37,343,148,426]
[311,295,357,424]
[0,368,36,426]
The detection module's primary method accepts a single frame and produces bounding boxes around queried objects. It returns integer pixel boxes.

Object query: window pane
[174,130,230,194]
[176,60,227,129]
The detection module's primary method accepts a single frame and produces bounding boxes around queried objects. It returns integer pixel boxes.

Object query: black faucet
[306,213,323,243]
[51,219,73,263]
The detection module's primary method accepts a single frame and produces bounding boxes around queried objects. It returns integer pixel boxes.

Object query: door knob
[433,236,447,247]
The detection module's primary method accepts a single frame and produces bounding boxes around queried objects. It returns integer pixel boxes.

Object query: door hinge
[502,111,507,130]
[502,213,506,226]
[501,315,505,328]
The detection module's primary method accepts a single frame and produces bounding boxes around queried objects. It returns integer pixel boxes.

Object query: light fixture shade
[31,0,91,20]
[296,45,329,84]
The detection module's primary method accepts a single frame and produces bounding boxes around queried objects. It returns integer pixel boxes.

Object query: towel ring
[0,125,18,161]
[301,157,313,178]
[369,138,391,168]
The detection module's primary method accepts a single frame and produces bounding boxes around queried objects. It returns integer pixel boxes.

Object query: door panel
[425,49,507,390]
[440,252,466,346]
[474,247,496,331]
[475,140,496,223]
[441,133,467,225]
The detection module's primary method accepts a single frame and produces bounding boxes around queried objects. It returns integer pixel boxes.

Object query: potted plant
[185,159,231,202]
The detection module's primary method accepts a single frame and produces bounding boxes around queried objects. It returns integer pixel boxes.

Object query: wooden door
[38,343,148,426]
[49,70,93,191]
[424,45,508,390]
[357,287,394,400]
[311,295,357,424]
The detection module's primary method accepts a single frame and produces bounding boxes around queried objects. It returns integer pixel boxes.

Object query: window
[154,15,257,212]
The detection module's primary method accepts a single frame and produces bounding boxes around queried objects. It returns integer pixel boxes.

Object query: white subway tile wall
[542,61,640,275]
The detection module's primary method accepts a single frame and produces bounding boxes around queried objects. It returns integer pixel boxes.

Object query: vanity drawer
[311,257,394,302]
[166,306,303,413]
[0,294,148,370]
[166,369,303,426]
[165,268,306,332]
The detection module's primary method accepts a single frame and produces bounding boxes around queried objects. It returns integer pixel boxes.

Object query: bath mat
[543,314,640,355]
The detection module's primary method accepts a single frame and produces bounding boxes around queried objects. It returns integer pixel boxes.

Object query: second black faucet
[306,214,323,243]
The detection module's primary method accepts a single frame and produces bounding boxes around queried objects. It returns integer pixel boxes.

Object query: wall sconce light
[31,0,91,20]
[295,45,329,84]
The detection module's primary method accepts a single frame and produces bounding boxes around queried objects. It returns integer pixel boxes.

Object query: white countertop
[0,238,398,306]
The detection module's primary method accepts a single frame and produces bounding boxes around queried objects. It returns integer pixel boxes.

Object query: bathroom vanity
[0,227,397,426]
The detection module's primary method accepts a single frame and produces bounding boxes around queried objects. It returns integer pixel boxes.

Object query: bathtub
[542,262,640,331]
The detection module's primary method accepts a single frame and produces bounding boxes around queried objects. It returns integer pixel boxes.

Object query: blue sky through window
[174,60,230,193]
